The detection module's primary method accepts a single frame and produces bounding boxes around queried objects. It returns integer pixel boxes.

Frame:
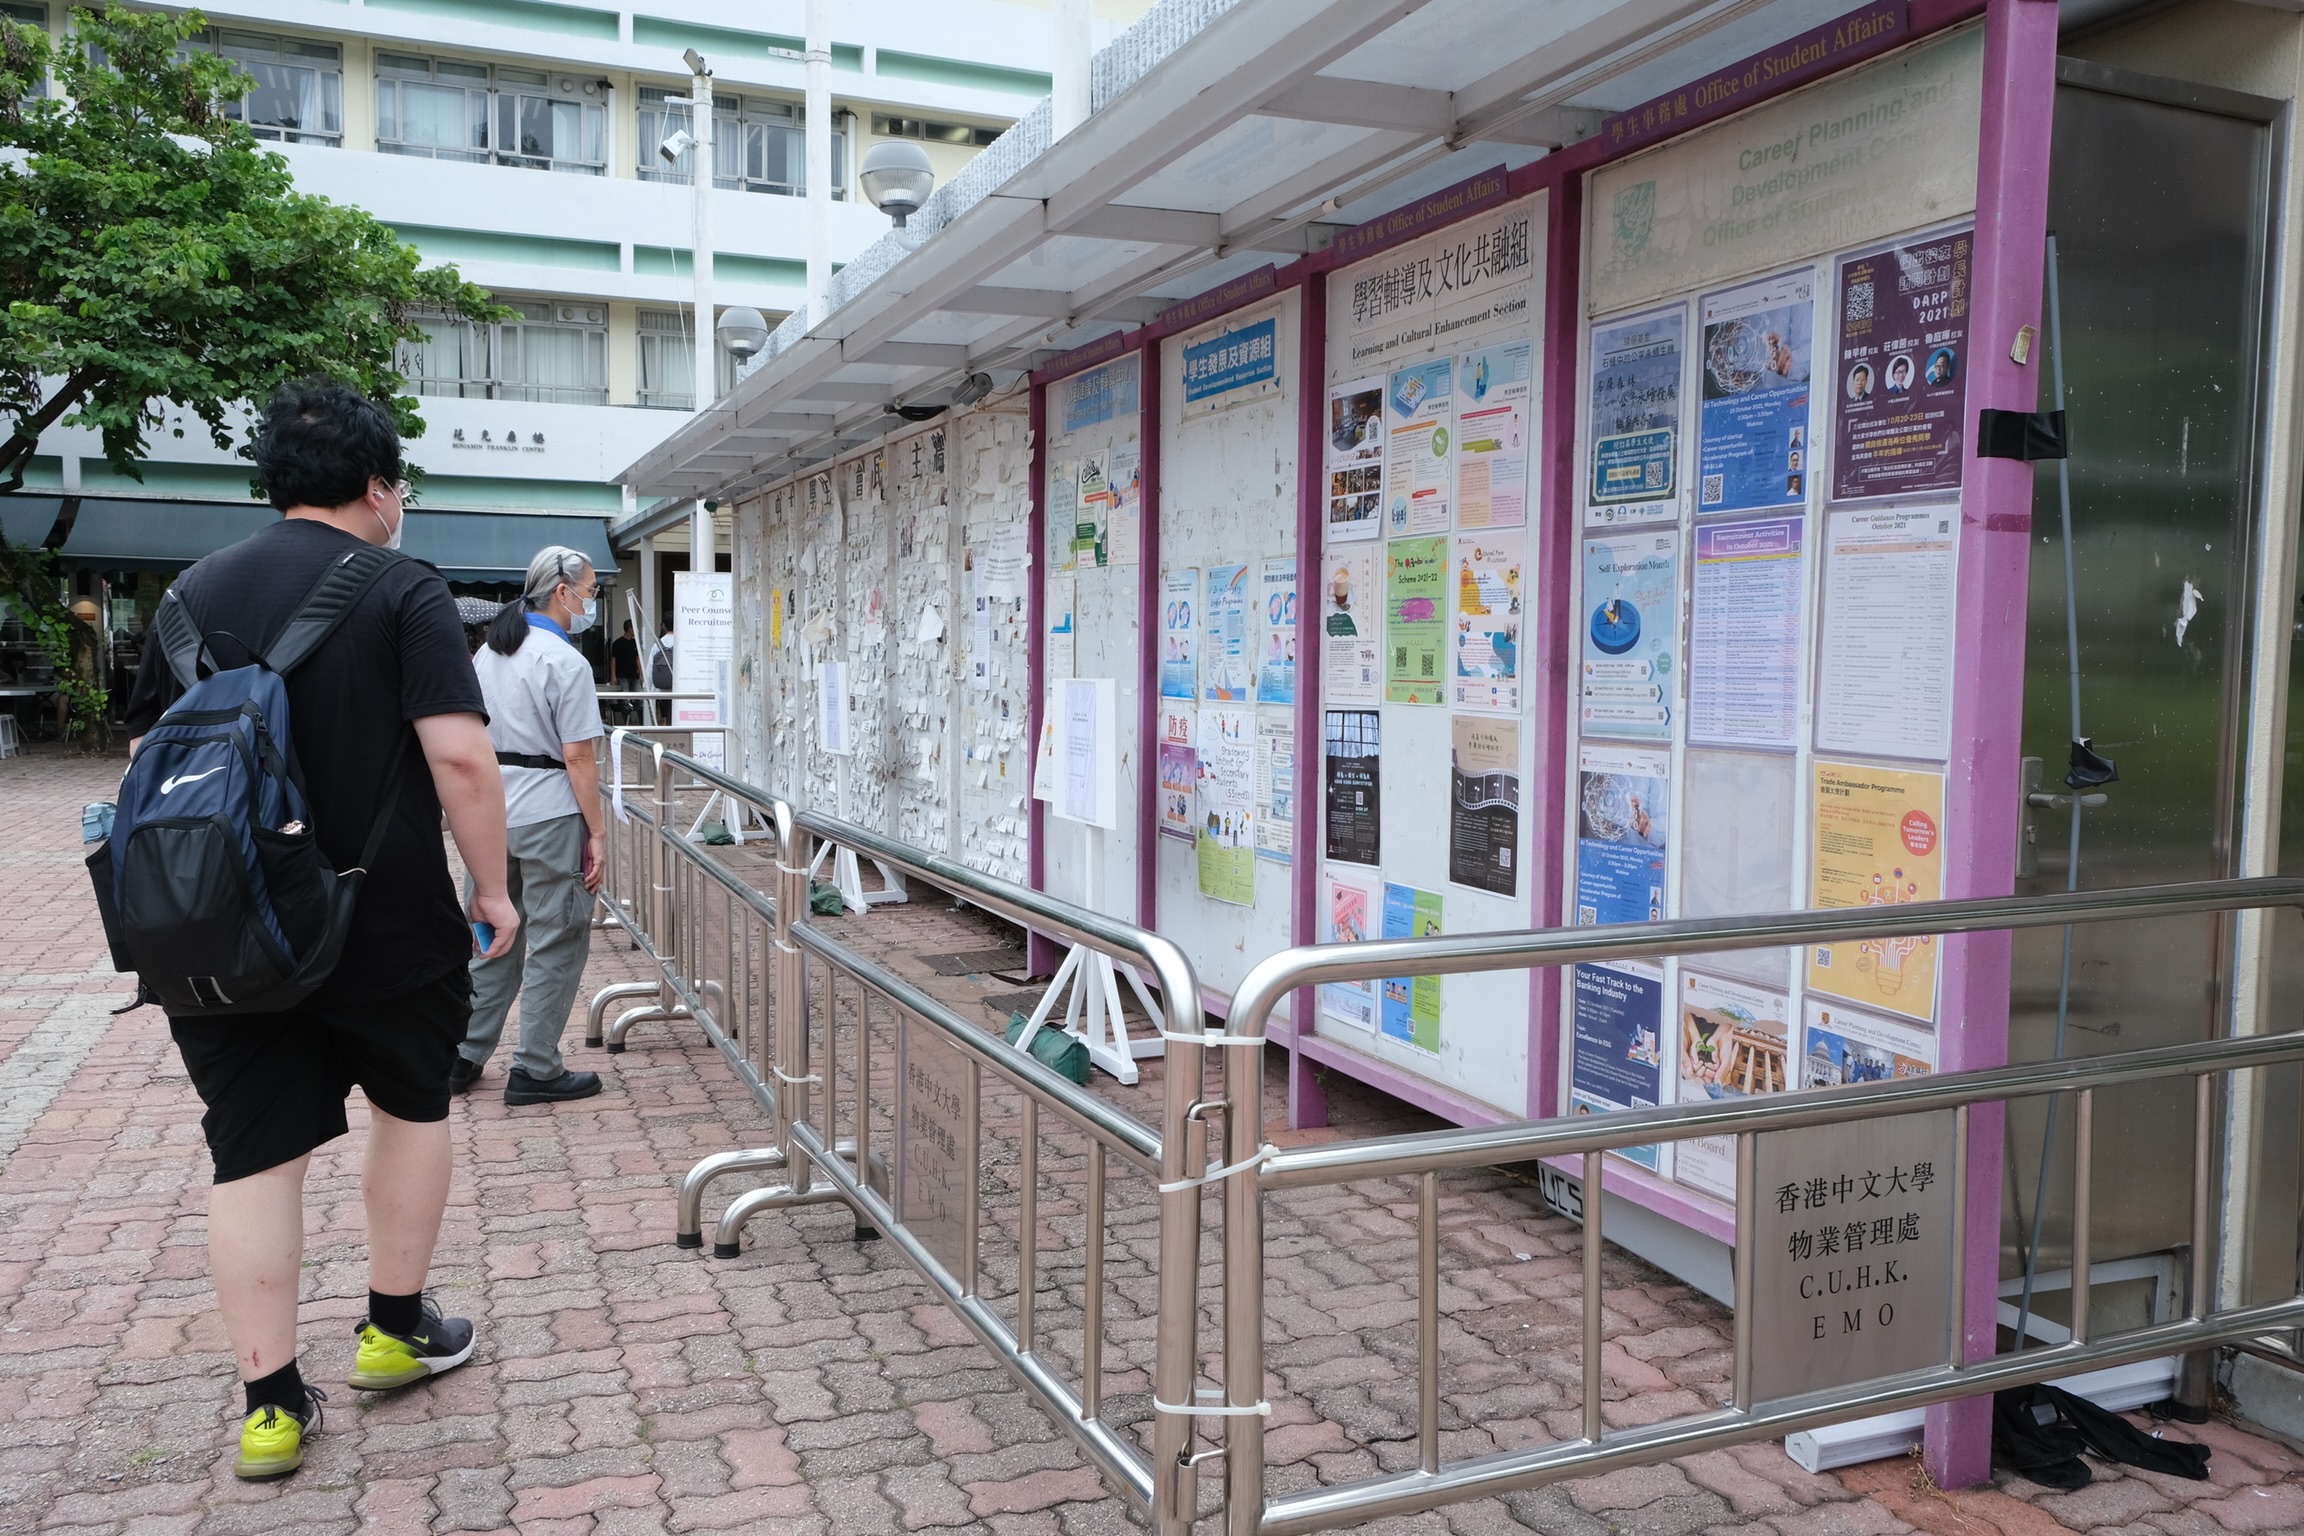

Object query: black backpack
[650,640,674,691]
[88,547,406,1015]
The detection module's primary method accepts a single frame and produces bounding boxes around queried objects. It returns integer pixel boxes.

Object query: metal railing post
[777,805,812,1200]
[1154,1015,1202,1536]
[1224,1015,1266,1536]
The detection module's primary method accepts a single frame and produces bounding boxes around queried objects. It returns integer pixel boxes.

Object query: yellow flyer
[1807,761,1943,1022]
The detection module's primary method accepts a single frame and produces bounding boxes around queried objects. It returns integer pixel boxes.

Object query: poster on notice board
[1801,997,1936,1088]
[1320,868,1380,1031]
[1448,716,1519,898]
[1384,358,1453,536]
[1454,340,1532,529]
[1196,706,1256,905]
[1385,536,1447,704]
[1697,269,1814,516]
[1451,530,1523,714]
[1586,304,1684,526]
[1675,970,1793,1201]
[1326,377,1385,543]
[1258,557,1298,704]
[1580,529,1677,741]
[1321,545,1381,706]
[1380,882,1443,1053]
[1205,563,1253,702]
[1576,741,1669,927]
[1571,961,1665,1170]
[1688,516,1803,750]
[1808,760,1944,1023]
[1832,226,1972,500]
[1322,709,1380,865]
[1159,567,1198,701]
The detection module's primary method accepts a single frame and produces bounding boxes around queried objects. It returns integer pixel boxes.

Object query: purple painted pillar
[1292,271,1331,1130]
[1026,383,1062,978]
[1923,0,2056,1489]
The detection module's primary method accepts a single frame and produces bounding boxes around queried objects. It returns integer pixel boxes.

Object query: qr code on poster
[1578,905,1598,925]
[1701,473,1724,505]
[1644,462,1665,489]
[1845,279,1875,322]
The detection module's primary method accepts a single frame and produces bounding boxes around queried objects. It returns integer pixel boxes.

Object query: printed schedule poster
[1815,506,1957,761]
[1195,706,1257,905]
[1455,340,1533,529]
[1586,305,1685,526]
[1160,567,1198,701]
[1576,741,1670,926]
[1801,996,1936,1087]
[1384,358,1454,536]
[1385,536,1448,704]
[1322,708,1381,865]
[1321,545,1381,706]
[1451,530,1524,714]
[1699,269,1814,514]
[1808,760,1944,1023]
[1258,556,1298,705]
[1580,529,1678,740]
[1380,881,1444,1054]
[1449,715,1520,897]
[1205,563,1253,702]
[1320,868,1380,1031]
[1833,227,1972,500]
[1255,711,1294,864]
[1326,377,1385,543]
[1676,970,1792,1201]
[1689,516,1804,749]
[1570,961,1666,1170]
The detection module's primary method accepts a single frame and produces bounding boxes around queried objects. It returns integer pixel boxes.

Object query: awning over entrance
[0,496,60,550]
[51,499,615,584]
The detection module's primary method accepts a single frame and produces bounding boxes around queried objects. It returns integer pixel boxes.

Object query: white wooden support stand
[805,756,908,913]
[1014,824,1164,1084]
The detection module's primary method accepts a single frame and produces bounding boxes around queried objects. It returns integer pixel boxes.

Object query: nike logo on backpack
[160,767,226,794]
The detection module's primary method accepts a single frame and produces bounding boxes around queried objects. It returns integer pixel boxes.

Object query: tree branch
[0,365,104,492]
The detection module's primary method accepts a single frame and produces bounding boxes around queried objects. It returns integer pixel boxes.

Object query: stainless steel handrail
[1218,876,2304,1533]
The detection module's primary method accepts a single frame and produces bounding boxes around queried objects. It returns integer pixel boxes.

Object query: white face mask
[567,596,597,636]
[371,490,403,550]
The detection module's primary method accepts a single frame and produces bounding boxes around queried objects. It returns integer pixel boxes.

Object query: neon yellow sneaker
[234,1387,323,1480]
[347,1297,476,1392]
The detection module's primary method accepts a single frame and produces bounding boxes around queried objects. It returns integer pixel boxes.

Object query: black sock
[369,1289,422,1336]
[244,1359,305,1418]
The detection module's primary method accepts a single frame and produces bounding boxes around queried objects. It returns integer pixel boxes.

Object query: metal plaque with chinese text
[897,1014,977,1282]
[1749,1110,1955,1403]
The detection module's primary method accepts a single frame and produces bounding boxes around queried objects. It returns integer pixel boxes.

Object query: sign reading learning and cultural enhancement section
[1749,1109,1954,1403]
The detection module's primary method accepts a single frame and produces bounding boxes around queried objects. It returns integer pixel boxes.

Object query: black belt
[496,750,565,771]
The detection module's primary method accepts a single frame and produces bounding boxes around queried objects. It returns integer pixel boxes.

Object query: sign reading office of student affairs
[1180,309,1280,415]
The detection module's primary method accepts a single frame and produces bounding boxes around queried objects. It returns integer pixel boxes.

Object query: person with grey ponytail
[453,546,608,1105]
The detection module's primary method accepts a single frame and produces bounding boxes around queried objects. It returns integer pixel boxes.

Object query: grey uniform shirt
[475,619,605,829]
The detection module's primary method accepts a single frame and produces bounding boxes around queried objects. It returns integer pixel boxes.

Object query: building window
[636,309,753,410]
[639,86,846,198]
[870,112,1003,147]
[1,2,46,96]
[403,300,608,405]
[188,29,342,146]
[377,53,607,176]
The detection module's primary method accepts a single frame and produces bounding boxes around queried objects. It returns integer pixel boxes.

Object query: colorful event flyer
[1159,567,1198,701]
[1801,997,1936,1088]
[1320,868,1380,1031]
[1326,377,1384,543]
[1107,447,1142,566]
[1688,516,1804,749]
[1571,961,1666,1170]
[1815,506,1957,762]
[1195,706,1256,905]
[1455,340,1532,529]
[1258,556,1298,705]
[1832,227,1972,500]
[1255,712,1293,864]
[1448,716,1520,898]
[1586,304,1685,526]
[1385,536,1447,704]
[1675,971,1792,1200]
[1322,709,1381,865]
[1451,530,1524,714]
[1384,358,1454,536]
[1380,882,1443,1053]
[1808,760,1945,1022]
[1074,454,1109,566]
[1156,741,1197,842]
[1321,545,1381,706]
[1697,269,1815,515]
[1580,529,1678,740]
[1205,563,1253,702]
[1576,741,1669,927]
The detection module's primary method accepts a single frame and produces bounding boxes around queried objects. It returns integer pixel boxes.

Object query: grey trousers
[464,812,594,1080]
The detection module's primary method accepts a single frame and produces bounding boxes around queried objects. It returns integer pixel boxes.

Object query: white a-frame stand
[1014,824,1165,1084]
[806,757,910,914]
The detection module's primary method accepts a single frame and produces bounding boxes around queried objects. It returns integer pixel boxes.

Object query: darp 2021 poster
[1832,227,1972,500]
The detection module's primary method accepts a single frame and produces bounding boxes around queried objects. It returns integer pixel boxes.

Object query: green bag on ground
[1005,1010,1090,1085]
[809,880,847,915]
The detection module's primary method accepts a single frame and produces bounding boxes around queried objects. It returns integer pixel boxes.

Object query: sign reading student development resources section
[1749,1110,1955,1403]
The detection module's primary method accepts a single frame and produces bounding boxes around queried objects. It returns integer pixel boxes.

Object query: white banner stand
[809,660,907,913]
[1014,679,1163,1083]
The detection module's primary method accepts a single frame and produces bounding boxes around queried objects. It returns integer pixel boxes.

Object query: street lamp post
[682,48,714,572]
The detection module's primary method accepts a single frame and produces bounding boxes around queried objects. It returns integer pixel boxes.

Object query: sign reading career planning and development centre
[1749,1109,1955,1403]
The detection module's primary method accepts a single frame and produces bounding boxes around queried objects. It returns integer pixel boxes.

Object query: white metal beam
[1259,75,1456,136]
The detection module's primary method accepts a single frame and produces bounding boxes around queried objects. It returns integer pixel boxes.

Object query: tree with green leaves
[0,3,503,739]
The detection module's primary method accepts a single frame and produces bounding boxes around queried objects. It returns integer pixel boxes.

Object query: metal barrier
[1213,877,2304,1534]
[589,734,1213,1534]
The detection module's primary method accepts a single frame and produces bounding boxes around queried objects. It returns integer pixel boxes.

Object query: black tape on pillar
[1976,408,2069,461]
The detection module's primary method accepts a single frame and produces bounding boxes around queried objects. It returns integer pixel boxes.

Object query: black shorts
[169,967,472,1184]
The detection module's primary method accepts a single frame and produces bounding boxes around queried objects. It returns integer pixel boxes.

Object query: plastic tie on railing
[609,727,632,824]
[1156,1143,1275,1194]
[769,1066,824,1088]
[1160,1028,1267,1047]
[1152,1388,1271,1418]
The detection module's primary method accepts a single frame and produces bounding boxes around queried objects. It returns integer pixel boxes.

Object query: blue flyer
[1579,530,1678,740]
[1570,961,1666,1170]
[1574,742,1669,927]
[1697,270,1815,515]
[1586,306,1685,522]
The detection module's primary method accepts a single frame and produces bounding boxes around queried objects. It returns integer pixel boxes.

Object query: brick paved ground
[6,743,2304,1535]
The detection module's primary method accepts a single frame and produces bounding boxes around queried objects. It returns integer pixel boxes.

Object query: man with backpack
[648,617,675,723]
[116,380,519,1481]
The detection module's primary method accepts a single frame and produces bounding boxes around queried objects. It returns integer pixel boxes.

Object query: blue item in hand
[472,921,495,953]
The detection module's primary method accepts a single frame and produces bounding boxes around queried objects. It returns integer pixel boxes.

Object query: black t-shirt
[610,634,641,681]
[123,519,488,1002]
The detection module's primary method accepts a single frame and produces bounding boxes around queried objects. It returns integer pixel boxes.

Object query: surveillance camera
[658,129,694,165]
